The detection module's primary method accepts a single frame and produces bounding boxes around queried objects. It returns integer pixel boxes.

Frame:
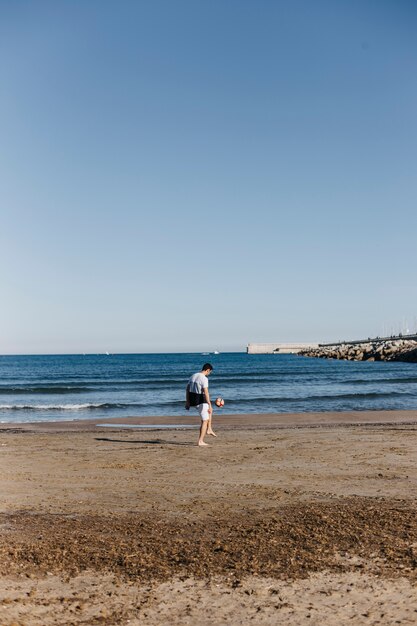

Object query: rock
[298,339,417,362]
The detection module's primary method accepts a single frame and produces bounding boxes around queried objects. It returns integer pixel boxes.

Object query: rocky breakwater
[299,339,417,363]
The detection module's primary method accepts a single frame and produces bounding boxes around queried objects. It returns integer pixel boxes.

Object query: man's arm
[185,384,190,410]
[203,387,212,413]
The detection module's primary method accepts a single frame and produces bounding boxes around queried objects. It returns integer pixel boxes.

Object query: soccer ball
[215,397,225,407]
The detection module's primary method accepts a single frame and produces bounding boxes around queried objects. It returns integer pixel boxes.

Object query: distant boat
[213,350,220,355]
[105,351,110,356]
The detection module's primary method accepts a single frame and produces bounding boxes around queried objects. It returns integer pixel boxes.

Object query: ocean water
[0,352,416,424]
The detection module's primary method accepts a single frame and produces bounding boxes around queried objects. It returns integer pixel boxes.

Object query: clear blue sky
[1,0,416,354]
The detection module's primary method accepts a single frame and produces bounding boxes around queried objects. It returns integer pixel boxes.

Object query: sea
[0,352,416,424]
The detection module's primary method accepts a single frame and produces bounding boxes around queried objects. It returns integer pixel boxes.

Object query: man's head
[202,363,213,375]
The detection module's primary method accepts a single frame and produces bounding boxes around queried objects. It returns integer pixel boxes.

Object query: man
[185,363,217,446]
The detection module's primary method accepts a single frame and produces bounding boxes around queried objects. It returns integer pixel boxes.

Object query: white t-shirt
[188,372,209,405]
[188,372,208,393]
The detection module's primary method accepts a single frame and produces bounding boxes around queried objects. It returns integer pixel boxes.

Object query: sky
[1,0,416,354]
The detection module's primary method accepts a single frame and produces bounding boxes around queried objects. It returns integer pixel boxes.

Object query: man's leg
[198,418,209,446]
[197,404,210,446]
[207,406,217,437]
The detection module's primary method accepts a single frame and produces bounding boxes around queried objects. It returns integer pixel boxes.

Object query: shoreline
[1,408,417,432]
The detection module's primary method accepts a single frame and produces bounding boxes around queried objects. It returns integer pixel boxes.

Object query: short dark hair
[202,363,213,372]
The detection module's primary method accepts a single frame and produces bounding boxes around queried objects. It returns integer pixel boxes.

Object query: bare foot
[207,430,217,437]
[198,442,210,447]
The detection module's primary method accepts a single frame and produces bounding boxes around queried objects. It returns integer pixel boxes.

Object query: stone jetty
[299,339,417,362]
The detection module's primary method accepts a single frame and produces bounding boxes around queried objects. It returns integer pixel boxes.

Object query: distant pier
[247,342,319,354]
[248,333,417,356]
[320,333,417,347]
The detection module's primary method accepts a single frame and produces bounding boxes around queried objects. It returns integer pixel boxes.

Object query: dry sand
[1,411,417,625]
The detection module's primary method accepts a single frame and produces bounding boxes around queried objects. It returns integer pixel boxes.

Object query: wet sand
[1,411,417,624]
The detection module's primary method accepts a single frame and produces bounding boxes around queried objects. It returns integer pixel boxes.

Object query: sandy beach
[1,410,417,625]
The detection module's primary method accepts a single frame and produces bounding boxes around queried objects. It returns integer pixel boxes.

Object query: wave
[229,391,415,405]
[0,376,326,394]
[0,386,93,395]
[0,403,127,411]
[0,372,324,393]
[0,399,187,412]
[344,377,417,385]
[0,388,414,412]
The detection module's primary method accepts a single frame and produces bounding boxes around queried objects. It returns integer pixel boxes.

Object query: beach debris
[1,499,416,584]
